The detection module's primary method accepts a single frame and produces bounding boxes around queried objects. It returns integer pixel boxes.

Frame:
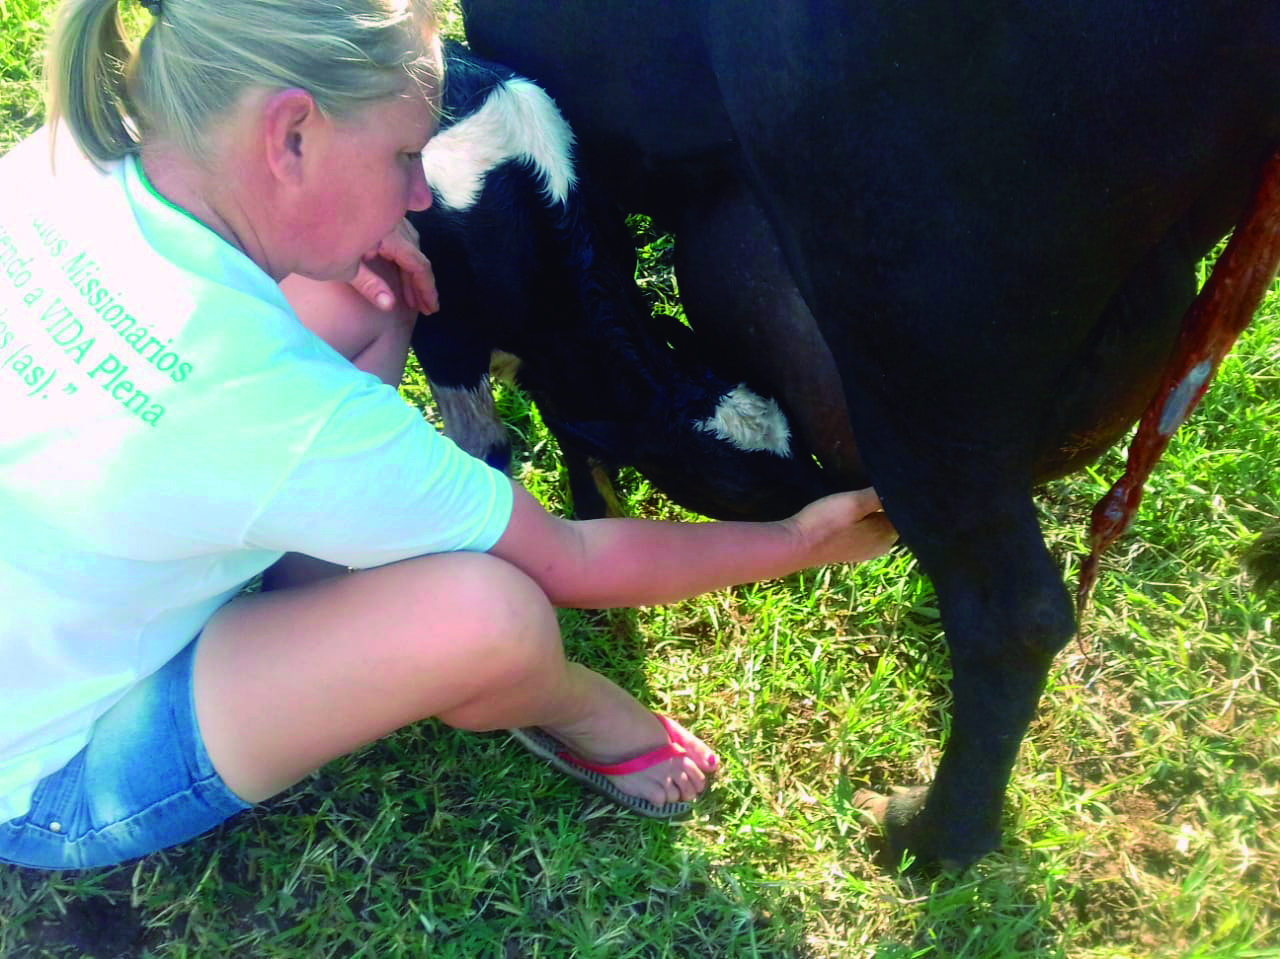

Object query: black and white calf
[407,45,836,519]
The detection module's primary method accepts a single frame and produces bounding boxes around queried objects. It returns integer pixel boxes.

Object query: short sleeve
[243,381,514,568]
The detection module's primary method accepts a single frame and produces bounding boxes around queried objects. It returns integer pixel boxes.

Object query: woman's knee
[465,553,560,650]
[436,552,562,666]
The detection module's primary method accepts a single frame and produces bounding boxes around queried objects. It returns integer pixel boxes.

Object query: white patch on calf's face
[695,385,793,456]
[421,78,578,210]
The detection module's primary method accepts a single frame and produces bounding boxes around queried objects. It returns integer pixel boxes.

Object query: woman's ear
[260,88,320,186]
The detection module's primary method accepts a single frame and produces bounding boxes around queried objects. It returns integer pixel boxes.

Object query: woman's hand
[349,218,439,316]
[784,488,898,567]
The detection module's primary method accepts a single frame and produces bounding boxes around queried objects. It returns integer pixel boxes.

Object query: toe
[649,779,678,807]
[663,779,682,806]
[675,770,695,803]
[659,716,718,774]
[676,760,705,801]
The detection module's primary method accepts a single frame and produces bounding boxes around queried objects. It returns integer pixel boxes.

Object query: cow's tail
[1077,148,1280,615]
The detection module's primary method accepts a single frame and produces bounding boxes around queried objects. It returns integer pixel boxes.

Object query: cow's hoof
[854,786,993,873]
[1243,524,1280,595]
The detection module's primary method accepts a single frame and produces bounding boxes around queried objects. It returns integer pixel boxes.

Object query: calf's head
[412,46,838,519]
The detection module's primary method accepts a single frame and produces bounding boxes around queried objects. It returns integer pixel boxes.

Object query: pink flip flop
[508,714,709,819]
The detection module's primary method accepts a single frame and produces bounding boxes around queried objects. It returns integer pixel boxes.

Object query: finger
[349,260,397,312]
[850,487,882,516]
[384,218,435,308]
[370,235,438,315]
[860,513,900,557]
[409,256,439,315]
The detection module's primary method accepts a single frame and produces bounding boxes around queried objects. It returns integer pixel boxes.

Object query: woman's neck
[139,140,281,280]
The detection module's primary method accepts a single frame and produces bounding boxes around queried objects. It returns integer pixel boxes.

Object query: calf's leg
[411,313,512,471]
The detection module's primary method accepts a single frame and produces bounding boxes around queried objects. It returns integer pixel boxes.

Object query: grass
[0,0,48,150]
[3,2,1279,957]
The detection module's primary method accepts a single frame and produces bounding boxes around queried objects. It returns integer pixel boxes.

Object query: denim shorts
[0,638,252,870]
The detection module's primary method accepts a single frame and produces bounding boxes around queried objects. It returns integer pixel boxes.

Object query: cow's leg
[856,474,1075,868]
[834,154,1280,873]
[697,5,1082,867]
[427,374,511,472]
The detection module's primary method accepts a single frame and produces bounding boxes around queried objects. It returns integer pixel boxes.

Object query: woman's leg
[279,264,417,384]
[193,551,715,809]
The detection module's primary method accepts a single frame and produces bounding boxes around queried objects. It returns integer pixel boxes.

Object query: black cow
[454,1,1280,869]
[409,45,835,521]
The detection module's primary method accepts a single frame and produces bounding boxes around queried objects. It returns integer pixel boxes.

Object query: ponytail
[45,0,139,164]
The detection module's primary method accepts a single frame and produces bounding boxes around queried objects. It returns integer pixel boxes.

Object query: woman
[0,0,897,870]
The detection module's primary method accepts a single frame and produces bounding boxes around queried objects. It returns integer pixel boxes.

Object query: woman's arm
[489,481,897,609]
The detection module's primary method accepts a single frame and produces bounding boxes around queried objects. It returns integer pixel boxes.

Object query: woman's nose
[408,162,433,213]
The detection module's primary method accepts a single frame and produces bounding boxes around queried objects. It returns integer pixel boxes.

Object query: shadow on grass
[2,737,811,957]
[0,607,792,958]
[2,838,1074,959]
[870,857,1066,959]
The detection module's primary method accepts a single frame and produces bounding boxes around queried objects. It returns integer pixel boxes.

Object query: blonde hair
[45,0,441,164]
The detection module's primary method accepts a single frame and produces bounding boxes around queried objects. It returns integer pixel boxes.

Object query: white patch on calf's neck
[422,78,577,210]
[695,385,793,456]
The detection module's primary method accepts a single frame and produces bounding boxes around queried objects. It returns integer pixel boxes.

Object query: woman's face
[288,88,435,282]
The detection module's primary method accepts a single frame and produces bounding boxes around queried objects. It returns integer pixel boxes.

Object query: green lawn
[2,3,1278,957]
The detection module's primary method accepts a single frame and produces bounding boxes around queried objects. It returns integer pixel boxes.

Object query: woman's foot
[512,663,717,814]
[513,707,717,816]
[551,713,717,807]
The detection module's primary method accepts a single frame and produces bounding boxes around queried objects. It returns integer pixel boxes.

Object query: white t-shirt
[0,127,514,822]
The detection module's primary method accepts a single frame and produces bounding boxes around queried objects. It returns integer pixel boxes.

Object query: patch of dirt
[1062,789,1184,954]
[13,895,145,959]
